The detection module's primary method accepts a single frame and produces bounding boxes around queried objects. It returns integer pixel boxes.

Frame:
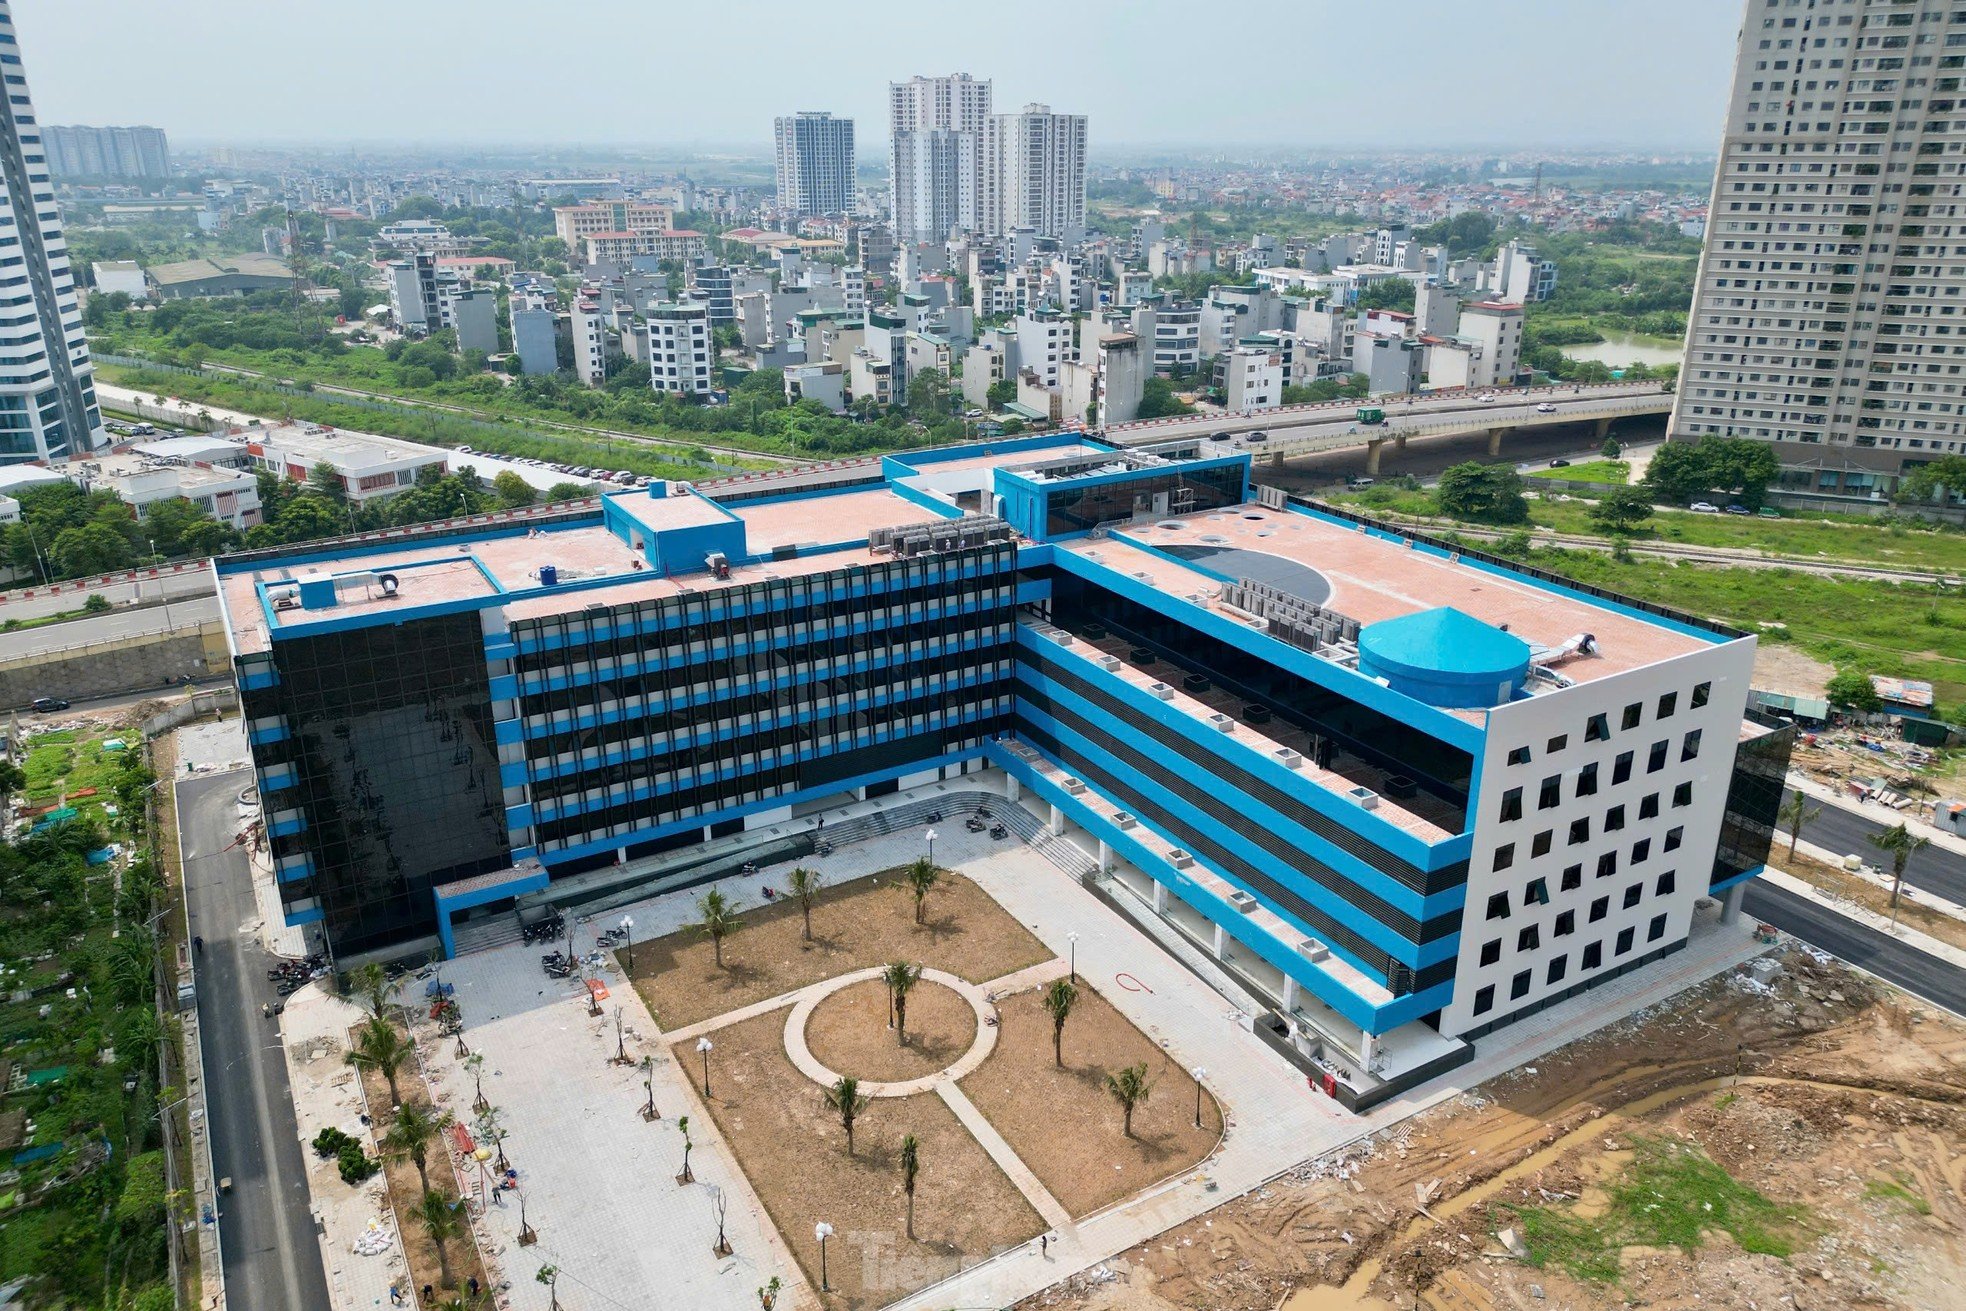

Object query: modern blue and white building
[218,433,1786,1105]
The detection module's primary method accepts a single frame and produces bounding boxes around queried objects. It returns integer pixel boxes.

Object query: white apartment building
[1458,300,1525,390]
[889,73,991,245]
[573,298,607,387]
[842,266,867,316]
[981,104,1088,240]
[1481,238,1557,304]
[1094,331,1146,427]
[1132,300,1202,374]
[246,422,447,504]
[1671,0,1966,495]
[76,451,262,529]
[648,303,714,398]
[1013,309,1071,390]
[784,360,847,412]
[1223,343,1284,413]
[0,0,107,464]
[774,112,856,216]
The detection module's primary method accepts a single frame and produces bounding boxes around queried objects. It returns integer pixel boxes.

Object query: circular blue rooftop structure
[1357,607,1533,709]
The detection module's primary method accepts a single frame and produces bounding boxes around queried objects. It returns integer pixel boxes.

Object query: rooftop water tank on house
[1356,607,1532,709]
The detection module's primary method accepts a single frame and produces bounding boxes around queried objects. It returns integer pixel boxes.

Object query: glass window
[1590,896,1609,923]
[1539,775,1562,809]
[1623,882,1644,909]
[1555,909,1575,936]
[1616,926,1636,955]
[1605,804,1626,832]
[1532,829,1553,858]
[1547,733,1568,754]
[1511,970,1532,1000]
[1480,938,1501,966]
[1597,851,1618,879]
[1486,892,1511,920]
[1648,913,1669,942]
[1673,782,1694,808]
[1577,762,1599,797]
[1682,729,1703,762]
[1561,864,1582,891]
[1517,924,1540,952]
[1499,787,1523,822]
[1525,877,1549,905]
[1507,745,1531,766]
[1569,817,1591,845]
[1656,869,1676,897]
[1548,955,1568,984]
[1632,838,1652,865]
[1622,702,1643,730]
[1586,713,1610,742]
[1473,984,1495,1015]
[1658,691,1678,719]
[1648,740,1669,773]
[1691,681,1712,709]
[1640,792,1660,820]
[1665,826,1684,852]
[1583,940,1603,969]
[1493,843,1516,872]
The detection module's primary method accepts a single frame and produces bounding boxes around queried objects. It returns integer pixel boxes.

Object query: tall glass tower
[0,0,105,464]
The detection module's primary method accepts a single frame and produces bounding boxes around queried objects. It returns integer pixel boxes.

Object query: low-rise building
[784,360,847,412]
[244,422,448,504]
[73,451,261,529]
[91,260,148,299]
[583,229,708,268]
[147,254,291,300]
[449,287,500,355]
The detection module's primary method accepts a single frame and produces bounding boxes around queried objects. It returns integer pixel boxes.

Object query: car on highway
[30,697,69,713]
[1689,502,1720,513]
[1243,431,1269,444]
[1535,402,1557,413]
[1724,504,1751,516]
[1548,458,1571,468]
[1478,393,1498,403]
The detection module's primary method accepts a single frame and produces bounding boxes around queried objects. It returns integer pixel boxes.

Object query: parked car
[1757,507,1783,519]
[1689,501,1720,513]
[1723,504,1751,516]
[458,445,473,453]
[1548,458,1572,468]
[30,697,69,713]
[1535,402,1557,414]
[1347,477,1375,490]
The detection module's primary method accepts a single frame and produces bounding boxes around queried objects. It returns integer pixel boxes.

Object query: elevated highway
[1105,381,1676,473]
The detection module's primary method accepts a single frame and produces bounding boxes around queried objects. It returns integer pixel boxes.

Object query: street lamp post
[815,1221,835,1291]
[1192,1065,1207,1128]
[1067,931,1080,982]
[924,827,938,866]
[620,914,635,972]
[697,1036,714,1097]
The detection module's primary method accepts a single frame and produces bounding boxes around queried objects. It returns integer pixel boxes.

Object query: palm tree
[410,1188,464,1291]
[905,857,940,925]
[695,888,741,967]
[1104,1062,1152,1138]
[824,1075,871,1155]
[1779,790,1823,860]
[345,1015,412,1108]
[786,866,824,942]
[899,1133,920,1239]
[382,1102,451,1194]
[351,961,400,1019]
[1041,977,1078,1068]
[883,960,923,1046]
[1867,822,1930,910]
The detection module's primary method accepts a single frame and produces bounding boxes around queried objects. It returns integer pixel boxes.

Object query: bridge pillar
[1594,416,1614,440]
[1486,427,1506,457]
[1365,438,1384,475]
[1269,450,1285,469]
[1394,431,1408,451]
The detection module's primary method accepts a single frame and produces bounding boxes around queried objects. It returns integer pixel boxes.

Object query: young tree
[786,866,824,942]
[1588,485,1654,535]
[1104,1063,1153,1138]
[410,1189,464,1291]
[1826,670,1882,713]
[1779,790,1823,861]
[345,1015,412,1107]
[899,1133,920,1239]
[695,888,741,967]
[1867,823,1930,910]
[351,961,402,1019]
[382,1103,452,1195]
[1895,453,1966,504]
[824,1075,871,1155]
[904,857,940,925]
[464,1051,489,1113]
[883,960,923,1046]
[1041,977,1078,1068]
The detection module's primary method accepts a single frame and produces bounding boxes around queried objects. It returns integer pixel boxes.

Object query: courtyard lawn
[959,984,1223,1217]
[1527,459,1629,484]
[627,867,1051,1031]
[681,1008,1042,1311]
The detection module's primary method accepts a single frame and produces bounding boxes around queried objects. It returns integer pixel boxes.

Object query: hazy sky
[15,1,1743,153]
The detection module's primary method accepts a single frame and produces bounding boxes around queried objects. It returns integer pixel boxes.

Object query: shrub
[337,1142,379,1184]
[313,1125,357,1158]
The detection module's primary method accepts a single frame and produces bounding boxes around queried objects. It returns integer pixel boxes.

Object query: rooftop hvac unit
[1044,628,1074,646]
[1062,777,1086,795]
[1227,890,1258,914]
[1148,682,1174,700]
[1274,747,1303,769]
[1166,849,1194,869]
[1096,654,1121,671]
[1112,812,1138,829]
[1345,785,1380,811]
[1296,938,1330,963]
[1208,713,1234,733]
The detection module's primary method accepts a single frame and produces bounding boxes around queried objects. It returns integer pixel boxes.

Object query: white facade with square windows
[1440,637,1758,1040]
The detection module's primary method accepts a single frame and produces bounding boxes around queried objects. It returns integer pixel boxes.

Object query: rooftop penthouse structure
[218,432,1786,1100]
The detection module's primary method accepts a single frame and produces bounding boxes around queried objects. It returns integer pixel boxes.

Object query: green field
[1528,460,1629,484]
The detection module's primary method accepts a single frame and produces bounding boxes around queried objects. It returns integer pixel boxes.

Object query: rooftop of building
[77,451,252,489]
[148,253,291,286]
[247,421,448,470]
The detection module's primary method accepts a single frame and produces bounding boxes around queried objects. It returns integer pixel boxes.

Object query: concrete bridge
[1104,380,1676,473]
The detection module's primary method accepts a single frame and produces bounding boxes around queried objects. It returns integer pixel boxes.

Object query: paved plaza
[277,771,1765,1311]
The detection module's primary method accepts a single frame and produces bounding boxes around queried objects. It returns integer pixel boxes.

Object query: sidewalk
[1789,832,1966,927]
[1759,867,1966,972]
[1790,771,1966,861]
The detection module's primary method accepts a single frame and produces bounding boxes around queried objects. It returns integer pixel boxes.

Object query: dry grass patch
[682,1008,1041,1311]
[630,867,1050,1029]
[805,977,978,1083]
[960,984,1222,1217]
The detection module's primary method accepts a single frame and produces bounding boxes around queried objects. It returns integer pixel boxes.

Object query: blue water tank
[1357,607,1533,709]
[539,564,559,587]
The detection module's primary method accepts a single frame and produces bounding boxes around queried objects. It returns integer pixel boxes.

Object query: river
[1560,329,1685,369]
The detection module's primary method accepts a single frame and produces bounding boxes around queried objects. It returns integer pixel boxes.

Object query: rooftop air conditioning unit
[1112,812,1138,829]
[1345,785,1380,811]
[1166,849,1194,868]
[1045,629,1074,646]
[1274,747,1303,769]
[1208,713,1234,732]
[1227,890,1258,914]
[1096,654,1121,671]
[1062,777,1086,795]
[1148,682,1174,700]
[1297,939,1330,963]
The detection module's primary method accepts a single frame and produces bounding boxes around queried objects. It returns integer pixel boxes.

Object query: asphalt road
[0,594,220,663]
[181,767,331,1311]
[1744,880,1966,1017]
[0,568,214,623]
[1785,788,1966,907]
